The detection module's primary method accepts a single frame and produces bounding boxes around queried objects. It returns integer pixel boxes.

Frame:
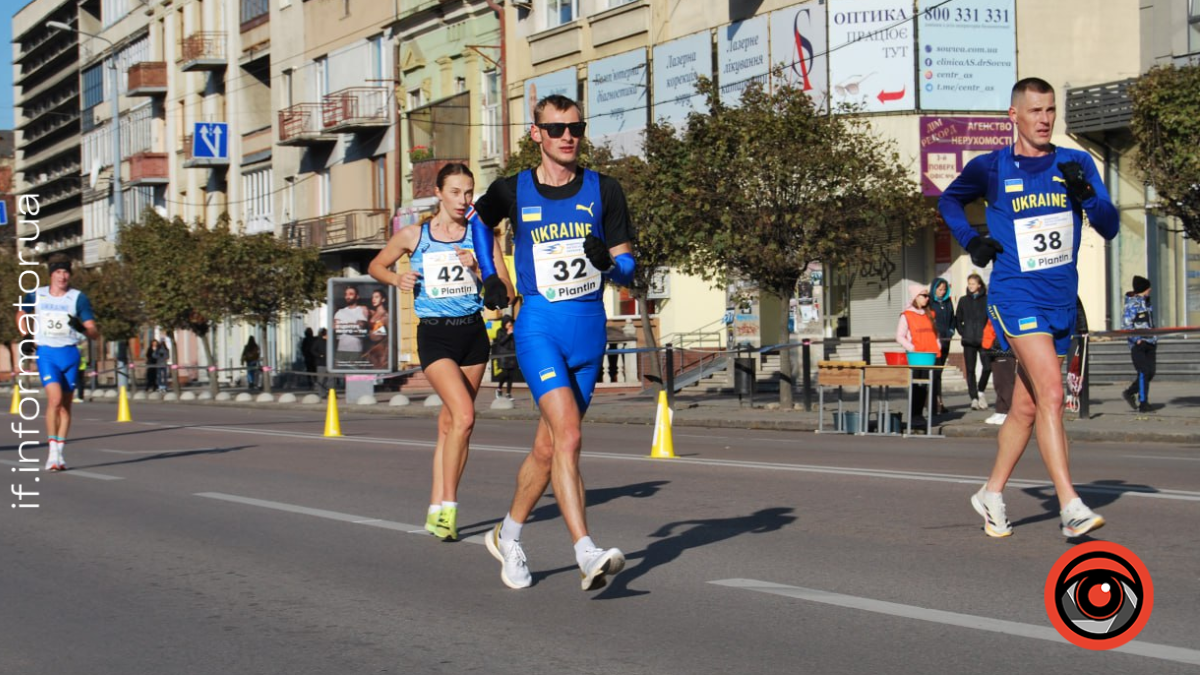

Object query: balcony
[285,209,389,251]
[278,103,338,145]
[180,32,227,72]
[128,152,169,186]
[412,158,469,200]
[128,62,167,96]
[321,87,391,133]
[181,133,231,169]
[1066,78,1135,135]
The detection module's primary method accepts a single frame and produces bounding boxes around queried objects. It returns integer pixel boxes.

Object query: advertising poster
[769,0,828,111]
[917,0,1016,111]
[827,0,915,112]
[524,66,578,126]
[652,31,712,128]
[919,115,1013,196]
[717,14,771,106]
[587,48,649,158]
[328,277,393,373]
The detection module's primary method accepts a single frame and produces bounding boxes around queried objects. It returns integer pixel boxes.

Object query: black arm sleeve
[473,175,519,229]
[599,174,633,247]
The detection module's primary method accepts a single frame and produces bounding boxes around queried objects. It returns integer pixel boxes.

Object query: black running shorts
[416,314,490,367]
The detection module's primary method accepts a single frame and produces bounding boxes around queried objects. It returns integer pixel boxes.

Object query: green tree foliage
[1130,63,1200,241]
[72,260,145,342]
[227,232,329,333]
[667,78,936,406]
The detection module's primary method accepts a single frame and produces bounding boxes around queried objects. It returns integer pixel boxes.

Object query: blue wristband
[608,252,635,286]
[467,206,497,279]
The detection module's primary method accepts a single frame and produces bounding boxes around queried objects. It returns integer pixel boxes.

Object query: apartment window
[603,0,637,9]
[614,287,655,317]
[241,0,269,24]
[407,88,426,110]
[318,169,331,216]
[482,70,502,159]
[82,65,105,109]
[121,104,154,156]
[372,157,387,210]
[370,34,384,82]
[1190,0,1200,53]
[315,56,329,98]
[242,167,274,234]
[546,0,577,28]
[102,0,132,28]
[282,69,294,107]
[123,186,164,222]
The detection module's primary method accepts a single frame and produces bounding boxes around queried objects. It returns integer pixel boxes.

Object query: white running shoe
[984,413,1007,425]
[44,449,59,471]
[969,398,981,410]
[1060,498,1105,538]
[579,546,625,591]
[977,392,988,409]
[970,487,1012,537]
[485,524,531,589]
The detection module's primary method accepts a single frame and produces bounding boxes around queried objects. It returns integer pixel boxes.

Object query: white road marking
[194,491,488,544]
[99,448,222,455]
[1128,455,1200,462]
[132,422,1200,503]
[711,578,1200,666]
[0,459,123,481]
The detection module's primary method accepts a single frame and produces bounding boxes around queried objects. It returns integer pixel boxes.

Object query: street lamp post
[47,21,123,229]
[48,21,127,389]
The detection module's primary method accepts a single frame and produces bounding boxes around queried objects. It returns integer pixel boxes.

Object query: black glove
[68,314,87,335]
[966,236,1004,267]
[1057,161,1095,203]
[481,274,509,310]
[582,234,614,272]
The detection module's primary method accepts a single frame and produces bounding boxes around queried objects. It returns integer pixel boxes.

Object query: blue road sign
[191,122,229,159]
[0,200,7,226]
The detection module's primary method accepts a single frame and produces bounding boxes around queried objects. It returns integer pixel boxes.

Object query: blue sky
[1,11,13,129]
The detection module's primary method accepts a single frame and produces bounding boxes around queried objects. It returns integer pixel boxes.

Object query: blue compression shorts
[988,303,1076,357]
[36,345,81,391]
[514,296,607,413]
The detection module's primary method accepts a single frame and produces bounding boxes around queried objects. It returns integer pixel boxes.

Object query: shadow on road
[72,445,257,469]
[583,506,797,600]
[456,480,671,540]
[1011,479,1159,533]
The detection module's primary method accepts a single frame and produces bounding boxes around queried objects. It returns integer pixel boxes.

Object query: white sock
[441,501,457,510]
[574,536,597,567]
[499,514,523,543]
[428,505,441,515]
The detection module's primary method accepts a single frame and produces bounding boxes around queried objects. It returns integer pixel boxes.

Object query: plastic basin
[906,351,937,366]
[883,351,907,366]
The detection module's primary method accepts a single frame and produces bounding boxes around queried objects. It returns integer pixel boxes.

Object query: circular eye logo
[1044,541,1153,650]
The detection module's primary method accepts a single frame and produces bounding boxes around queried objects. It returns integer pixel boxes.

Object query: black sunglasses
[536,122,587,139]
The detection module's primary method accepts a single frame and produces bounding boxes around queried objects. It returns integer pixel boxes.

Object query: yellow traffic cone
[10,383,20,415]
[116,385,132,422]
[649,390,676,459]
[324,389,342,437]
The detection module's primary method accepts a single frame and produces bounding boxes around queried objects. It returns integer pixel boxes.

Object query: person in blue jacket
[471,94,635,592]
[939,77,1119,540]
[1122,276,1156,413]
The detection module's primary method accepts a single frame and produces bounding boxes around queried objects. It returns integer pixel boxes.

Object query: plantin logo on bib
[1019,317,1038,331]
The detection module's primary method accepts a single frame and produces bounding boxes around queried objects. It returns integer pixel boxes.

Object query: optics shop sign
[920,115,1013,196]
[828,0,915,112]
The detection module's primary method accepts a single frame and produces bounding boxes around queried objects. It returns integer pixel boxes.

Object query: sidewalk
[19,379,1198,445]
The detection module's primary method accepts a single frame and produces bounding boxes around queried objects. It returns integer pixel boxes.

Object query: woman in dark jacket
[929,277,954,414]
[491,316,517,399]
[144,339,169,392]
[956,273,991,410]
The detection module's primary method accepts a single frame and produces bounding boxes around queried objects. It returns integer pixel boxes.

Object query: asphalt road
[3,404,1198,674]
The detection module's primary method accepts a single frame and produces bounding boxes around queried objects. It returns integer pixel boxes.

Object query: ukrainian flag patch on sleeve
[1004,179,1024,193]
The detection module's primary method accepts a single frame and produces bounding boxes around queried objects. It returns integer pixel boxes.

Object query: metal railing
[322,87,390,129]
[285,209,389,249]
[180,32,226,64]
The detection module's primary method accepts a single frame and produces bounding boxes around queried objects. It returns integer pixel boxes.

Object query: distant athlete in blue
[940,78,1119,540]
[15,256,100,471]
[470,94,635,591]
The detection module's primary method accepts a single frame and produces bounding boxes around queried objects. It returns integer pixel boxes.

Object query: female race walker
[369,163,512,541]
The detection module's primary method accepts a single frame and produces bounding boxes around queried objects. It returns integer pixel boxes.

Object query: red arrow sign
[877,86,906,104]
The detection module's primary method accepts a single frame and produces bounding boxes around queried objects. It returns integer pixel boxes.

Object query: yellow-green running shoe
[425,509,441,535]
[434,506,457,541]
